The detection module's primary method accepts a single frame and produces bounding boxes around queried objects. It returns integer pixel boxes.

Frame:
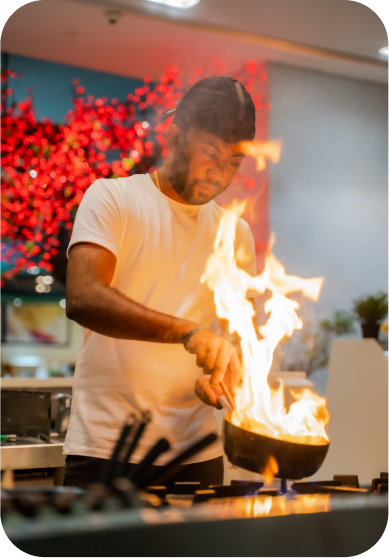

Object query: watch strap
[182,326,206,351]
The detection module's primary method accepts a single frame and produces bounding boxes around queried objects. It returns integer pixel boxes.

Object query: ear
[167,124,182,149]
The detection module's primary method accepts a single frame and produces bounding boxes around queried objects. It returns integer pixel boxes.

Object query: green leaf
[352,291,388,324]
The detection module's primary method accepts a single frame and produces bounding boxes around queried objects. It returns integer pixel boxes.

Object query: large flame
[239,140,282,171]
[202,203,329,445]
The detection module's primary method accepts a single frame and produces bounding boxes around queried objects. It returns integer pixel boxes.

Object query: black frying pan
[223,413,329,480]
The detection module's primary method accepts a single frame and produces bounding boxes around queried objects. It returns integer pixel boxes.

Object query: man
[64,77,257,489]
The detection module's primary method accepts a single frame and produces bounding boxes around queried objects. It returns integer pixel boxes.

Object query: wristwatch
[182,326,206,352]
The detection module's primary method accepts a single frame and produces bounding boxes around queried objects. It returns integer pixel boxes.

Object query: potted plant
[352,291,388,339]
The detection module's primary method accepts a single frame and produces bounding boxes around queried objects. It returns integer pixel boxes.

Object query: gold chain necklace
[154,170,161,191]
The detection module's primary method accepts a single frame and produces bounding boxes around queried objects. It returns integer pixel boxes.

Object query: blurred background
[1,0,388,390]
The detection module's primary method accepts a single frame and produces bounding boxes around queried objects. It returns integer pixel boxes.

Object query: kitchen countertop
[1,378,73,389]
[0,434,66,471]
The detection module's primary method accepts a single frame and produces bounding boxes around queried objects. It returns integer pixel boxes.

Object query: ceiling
[2,0,388,83]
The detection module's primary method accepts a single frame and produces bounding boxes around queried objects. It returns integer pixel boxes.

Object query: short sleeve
[67,178,123,259]
[235,218,257,277]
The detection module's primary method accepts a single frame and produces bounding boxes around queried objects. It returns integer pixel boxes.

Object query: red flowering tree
[1,61,267,281]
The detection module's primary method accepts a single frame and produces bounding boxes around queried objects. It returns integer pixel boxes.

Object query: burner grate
[167,472,389,503]
[333,474,359,488]
[3,473,387,523]
[292,473,388,495]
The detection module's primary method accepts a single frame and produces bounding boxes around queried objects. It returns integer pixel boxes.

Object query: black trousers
[64,454,224,493]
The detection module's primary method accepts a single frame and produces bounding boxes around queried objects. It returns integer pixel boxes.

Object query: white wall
[268,63,388,321]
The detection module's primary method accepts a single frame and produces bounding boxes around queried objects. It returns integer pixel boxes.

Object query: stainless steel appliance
[50,393,72,433]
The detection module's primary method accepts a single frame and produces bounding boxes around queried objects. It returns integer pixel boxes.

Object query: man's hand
[195,376,224,409]
[186,329,241,393]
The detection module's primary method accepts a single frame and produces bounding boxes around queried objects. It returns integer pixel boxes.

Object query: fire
[239,140,282,171]
[250,496,274,517]
[201,204,330,446]
[212,493,331,520]
[261,455,279,485]
[294,494,331,514]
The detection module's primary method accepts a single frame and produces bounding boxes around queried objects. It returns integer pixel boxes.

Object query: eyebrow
[203,140,245,158]
[232,152,245,158]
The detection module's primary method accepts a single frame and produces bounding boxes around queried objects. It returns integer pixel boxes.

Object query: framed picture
[1,303,69,345]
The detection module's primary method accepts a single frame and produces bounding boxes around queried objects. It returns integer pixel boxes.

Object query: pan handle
[217,394,233,414]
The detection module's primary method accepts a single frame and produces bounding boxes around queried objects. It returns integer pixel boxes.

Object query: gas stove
[3,471,387,557]
[3,417,387,556]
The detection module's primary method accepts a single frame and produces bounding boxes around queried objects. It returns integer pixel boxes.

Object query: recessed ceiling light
[378,46,388,59]
[146,0,200,9]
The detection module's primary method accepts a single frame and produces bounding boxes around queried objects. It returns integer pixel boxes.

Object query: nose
[206,160,225,185]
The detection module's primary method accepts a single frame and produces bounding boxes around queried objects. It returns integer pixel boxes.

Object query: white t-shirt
[64,173,256,464]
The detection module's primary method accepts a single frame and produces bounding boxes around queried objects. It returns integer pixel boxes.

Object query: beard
[169,138,224,205]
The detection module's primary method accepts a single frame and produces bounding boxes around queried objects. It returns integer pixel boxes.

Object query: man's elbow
[66,279,100,322]
[65,299,78,321]
[66,295,84,321]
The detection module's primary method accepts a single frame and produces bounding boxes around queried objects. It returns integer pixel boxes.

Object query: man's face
[169,127,245,205]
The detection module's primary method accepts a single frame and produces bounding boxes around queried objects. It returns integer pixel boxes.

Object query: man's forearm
[66,282,197,342]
